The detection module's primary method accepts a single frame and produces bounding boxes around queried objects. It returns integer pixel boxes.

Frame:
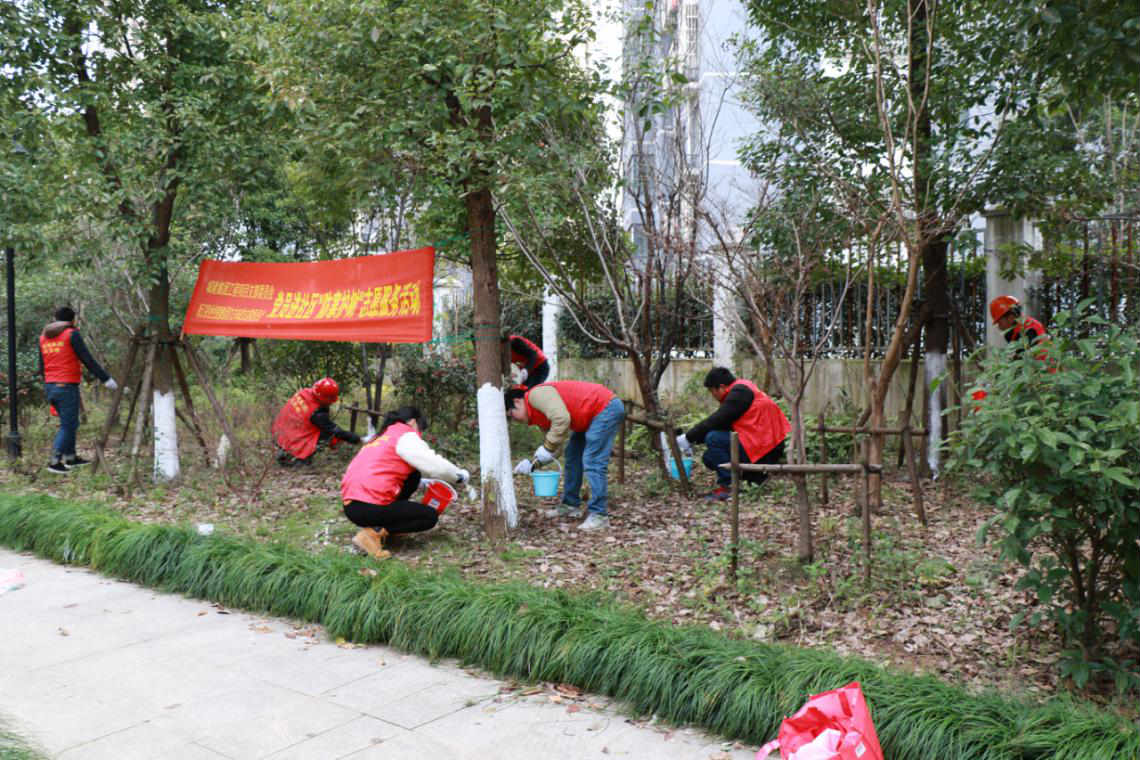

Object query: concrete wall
[559,356,969,423]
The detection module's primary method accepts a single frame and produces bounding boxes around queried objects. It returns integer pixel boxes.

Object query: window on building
[684,2,699,78]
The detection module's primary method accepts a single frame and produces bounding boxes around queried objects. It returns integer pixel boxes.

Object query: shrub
[949,307,1140,692]
[391,346,476,455]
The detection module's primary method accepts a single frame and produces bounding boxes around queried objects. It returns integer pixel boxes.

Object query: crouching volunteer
[506,381,625,532]
[272,377,361,466]
[972,296,1056,405]
[675,367,790,501]
[340,406,470,560]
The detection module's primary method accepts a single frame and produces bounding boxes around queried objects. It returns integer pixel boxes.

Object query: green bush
[949,307,1140,692]
[391,346,476,455]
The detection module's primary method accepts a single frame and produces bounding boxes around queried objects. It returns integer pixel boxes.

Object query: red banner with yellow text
[182,248,434,342]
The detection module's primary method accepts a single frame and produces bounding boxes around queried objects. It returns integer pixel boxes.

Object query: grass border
[1,491,1135,759]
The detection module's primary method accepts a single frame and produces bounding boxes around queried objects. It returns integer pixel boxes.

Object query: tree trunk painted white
[713,277,735,368]
[542,287,561,380]
[924,350,945,478]
[215,433,230,470]
[152,389,181,482]
[477,383,518,528]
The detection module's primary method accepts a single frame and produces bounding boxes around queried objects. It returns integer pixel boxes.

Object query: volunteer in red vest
[990,295,1049,353]
[502,333,549,389]
[38,306,117,474]
[272,378,362,466]
[972,296,1054,405]
[506,380,625,532]
[675,367,790,501]
[340,406,470,559]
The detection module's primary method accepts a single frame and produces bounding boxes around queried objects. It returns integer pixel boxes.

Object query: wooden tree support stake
[180,338,244,470]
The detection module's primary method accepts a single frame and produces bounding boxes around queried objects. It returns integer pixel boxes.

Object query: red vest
[524,381,615,432]
[510,335,547,368]
[730,379,791,461]
[271,388,323,459]
[341,422,417,506]
[1010,317,1056,370]
[40,328,81,383]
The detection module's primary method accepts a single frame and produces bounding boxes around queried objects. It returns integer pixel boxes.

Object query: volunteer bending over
[340,406,469,560]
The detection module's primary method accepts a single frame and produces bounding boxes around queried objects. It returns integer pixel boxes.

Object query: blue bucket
[531,470,561,497]
[667,457,694,480]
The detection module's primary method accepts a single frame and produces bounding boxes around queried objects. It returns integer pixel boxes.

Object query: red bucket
[421,480,457,514]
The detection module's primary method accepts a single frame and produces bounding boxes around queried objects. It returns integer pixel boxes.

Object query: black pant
[522,361,550,389]
[343,471,438,534]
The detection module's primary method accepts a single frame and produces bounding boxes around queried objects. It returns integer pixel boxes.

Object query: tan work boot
[352,528,391,560]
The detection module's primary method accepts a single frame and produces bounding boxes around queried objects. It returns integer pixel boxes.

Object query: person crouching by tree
[674,367,790,501]
[340,406,470,560]
[501,333,549,389]
[505,381,625,532]
[39,306,118,474]
[989,295,1050,352]
[272,378,362,467]
[972,296,1055,406]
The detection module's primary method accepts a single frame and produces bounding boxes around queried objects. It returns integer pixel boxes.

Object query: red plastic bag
[757,682,884,760]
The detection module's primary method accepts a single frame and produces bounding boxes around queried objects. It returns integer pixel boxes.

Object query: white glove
[518,368,528,383]
[513,459,533,475]
[104,378,119,391]
[533,445,555,464]
[360,432,377,444]
[676,433,693,456]
[455,468,470,485]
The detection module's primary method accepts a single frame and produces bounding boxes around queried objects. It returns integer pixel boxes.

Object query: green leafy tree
[1,0,282,480]
[261,0,605,535]
[950,308,1140,690]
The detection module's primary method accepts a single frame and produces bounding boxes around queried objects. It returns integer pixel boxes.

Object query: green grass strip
[1,491,1135,760]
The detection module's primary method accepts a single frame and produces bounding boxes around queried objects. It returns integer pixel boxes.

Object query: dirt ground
[3,432,1134,717]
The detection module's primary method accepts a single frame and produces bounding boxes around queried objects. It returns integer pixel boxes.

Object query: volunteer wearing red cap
[972,296,1054,405]
[340,406,470,559]
[989,295,1048,349]
[272,377,362,466]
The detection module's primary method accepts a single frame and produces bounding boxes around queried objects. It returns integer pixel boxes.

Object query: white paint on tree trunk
[925,351,946,478]
[713,277,735,368]
[152,389,181,482]
[215,433,230,469]
[477,382,518,528]
[542,287,561,380]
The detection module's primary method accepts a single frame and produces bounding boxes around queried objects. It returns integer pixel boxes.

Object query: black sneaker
[64,456,91,468]
[46,462,71,474]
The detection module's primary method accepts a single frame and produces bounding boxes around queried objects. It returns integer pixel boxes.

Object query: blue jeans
[562,397,625,516]
[704,430,786,487]
[45,383,81,461]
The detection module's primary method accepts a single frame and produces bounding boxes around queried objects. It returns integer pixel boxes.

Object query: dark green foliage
[950,308,1140,692]
[1,491,1137,758]
[391,347,476,455]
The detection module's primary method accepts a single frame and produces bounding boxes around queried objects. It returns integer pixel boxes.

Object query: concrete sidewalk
[0,548,758,760]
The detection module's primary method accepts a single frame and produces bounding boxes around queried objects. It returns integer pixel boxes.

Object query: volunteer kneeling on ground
[675,367,790,501]
[505,381,625,532]
[340,406,469,559]
[272,377,361,466]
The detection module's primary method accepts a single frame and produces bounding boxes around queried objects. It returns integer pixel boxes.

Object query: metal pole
[5,247,21,458]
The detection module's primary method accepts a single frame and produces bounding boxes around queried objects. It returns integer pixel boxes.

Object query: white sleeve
[395,431,463,483]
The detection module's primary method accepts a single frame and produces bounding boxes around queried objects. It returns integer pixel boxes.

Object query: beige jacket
[526,385,571,454]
